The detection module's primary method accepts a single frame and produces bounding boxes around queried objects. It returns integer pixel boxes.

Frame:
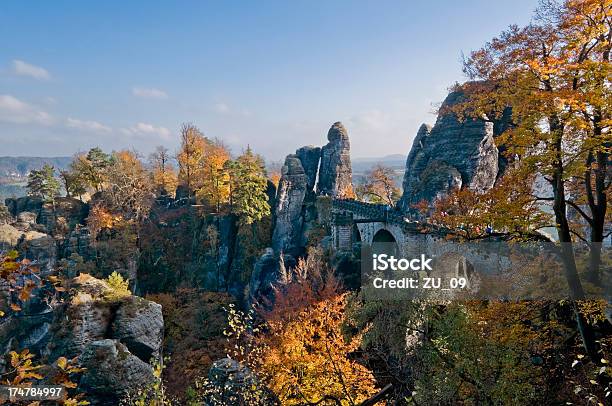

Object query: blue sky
[0,0,539,162]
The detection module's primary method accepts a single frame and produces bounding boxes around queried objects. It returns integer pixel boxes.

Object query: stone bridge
[332,199,432,251]
[330,199,503,279]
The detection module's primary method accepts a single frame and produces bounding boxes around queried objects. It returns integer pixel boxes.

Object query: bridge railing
[331,199,416,228]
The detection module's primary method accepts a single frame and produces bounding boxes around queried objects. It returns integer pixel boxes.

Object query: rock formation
[271,155,308,255]
[255,122,355,298]
[318,122,353,197]
[295,145,321,195]
[398,90,501,212]
[0,273,163,405]
[0,216,57,272]
[4,196,88,235]
[78,339,155,405]
[5,196,43,218]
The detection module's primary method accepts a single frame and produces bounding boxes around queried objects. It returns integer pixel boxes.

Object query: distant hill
[0,156,72,202]
[352,154,406,173]
[0,156,72,178]
[352,154,406,188]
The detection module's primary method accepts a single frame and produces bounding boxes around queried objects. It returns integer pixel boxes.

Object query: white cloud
[12,60,50,80]
[132,87,168,100]
[121,122,171,139]
[214,102,230,113]
[0,94,54,125]
[65,117,112,133]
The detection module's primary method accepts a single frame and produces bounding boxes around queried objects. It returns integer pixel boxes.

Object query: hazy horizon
[1,0,539,162]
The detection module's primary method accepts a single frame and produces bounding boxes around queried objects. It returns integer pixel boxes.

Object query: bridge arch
[372,228,396,243]
[372,228,399,256]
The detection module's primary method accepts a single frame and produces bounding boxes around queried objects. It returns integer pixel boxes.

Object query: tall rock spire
[317,122,353,197]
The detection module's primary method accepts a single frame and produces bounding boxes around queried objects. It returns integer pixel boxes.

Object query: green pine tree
[27,164,61,202]
[228,147,271,225]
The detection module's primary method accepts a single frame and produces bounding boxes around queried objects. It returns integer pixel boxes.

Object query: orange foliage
[252,251,378,405]
[86,204,121,240]
[424,170,551,240]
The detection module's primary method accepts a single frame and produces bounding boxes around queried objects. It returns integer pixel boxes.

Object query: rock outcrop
[318,122,352,197]
[4,196,88,235]
[271,155,308,255]
[78,339,155,405]
[295,145,321,195]
[398,90,501,212]
[5,196,43,218]
[112,296,164,362]
[0,274,163,406]
[0,218,57,272]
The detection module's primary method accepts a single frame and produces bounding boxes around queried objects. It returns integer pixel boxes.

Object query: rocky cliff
[0,274,163,405]
[255,122,353,299]
[318,122,353,197]
[270,122,353,256]
[398,90,505,213]
[272,155,309,256]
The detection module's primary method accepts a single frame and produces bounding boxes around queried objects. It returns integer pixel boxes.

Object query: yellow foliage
[105,271,131,300]
[248,252,378,405]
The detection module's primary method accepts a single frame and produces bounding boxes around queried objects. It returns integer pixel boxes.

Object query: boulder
[249,248,279,301]
[0,224,22,249]
[78,339,156,405]
[112,296,163,362]
[271,155,308,255]
[398,90,501,212]
[208,357,256,389]
[34,274,164,405]
[249,249,297,303]
[318,122,353,197]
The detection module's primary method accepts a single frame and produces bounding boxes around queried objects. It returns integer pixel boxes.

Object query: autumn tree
[85,151,154,284]
[195,138,231,212]
[452,0,610,360]
[27,164,60,202]
[102,150,154,223]
[177,123,207,197]
[426,169,553,240]
[268,161,282,189]
[227,147,271,225]
[242,249,377,405]
[356,164,401,205]
[149,145,178,197]
[460,0,611,286]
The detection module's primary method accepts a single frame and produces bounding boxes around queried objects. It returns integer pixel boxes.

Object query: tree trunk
[550,118,599,361]
[584,113,608,285]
